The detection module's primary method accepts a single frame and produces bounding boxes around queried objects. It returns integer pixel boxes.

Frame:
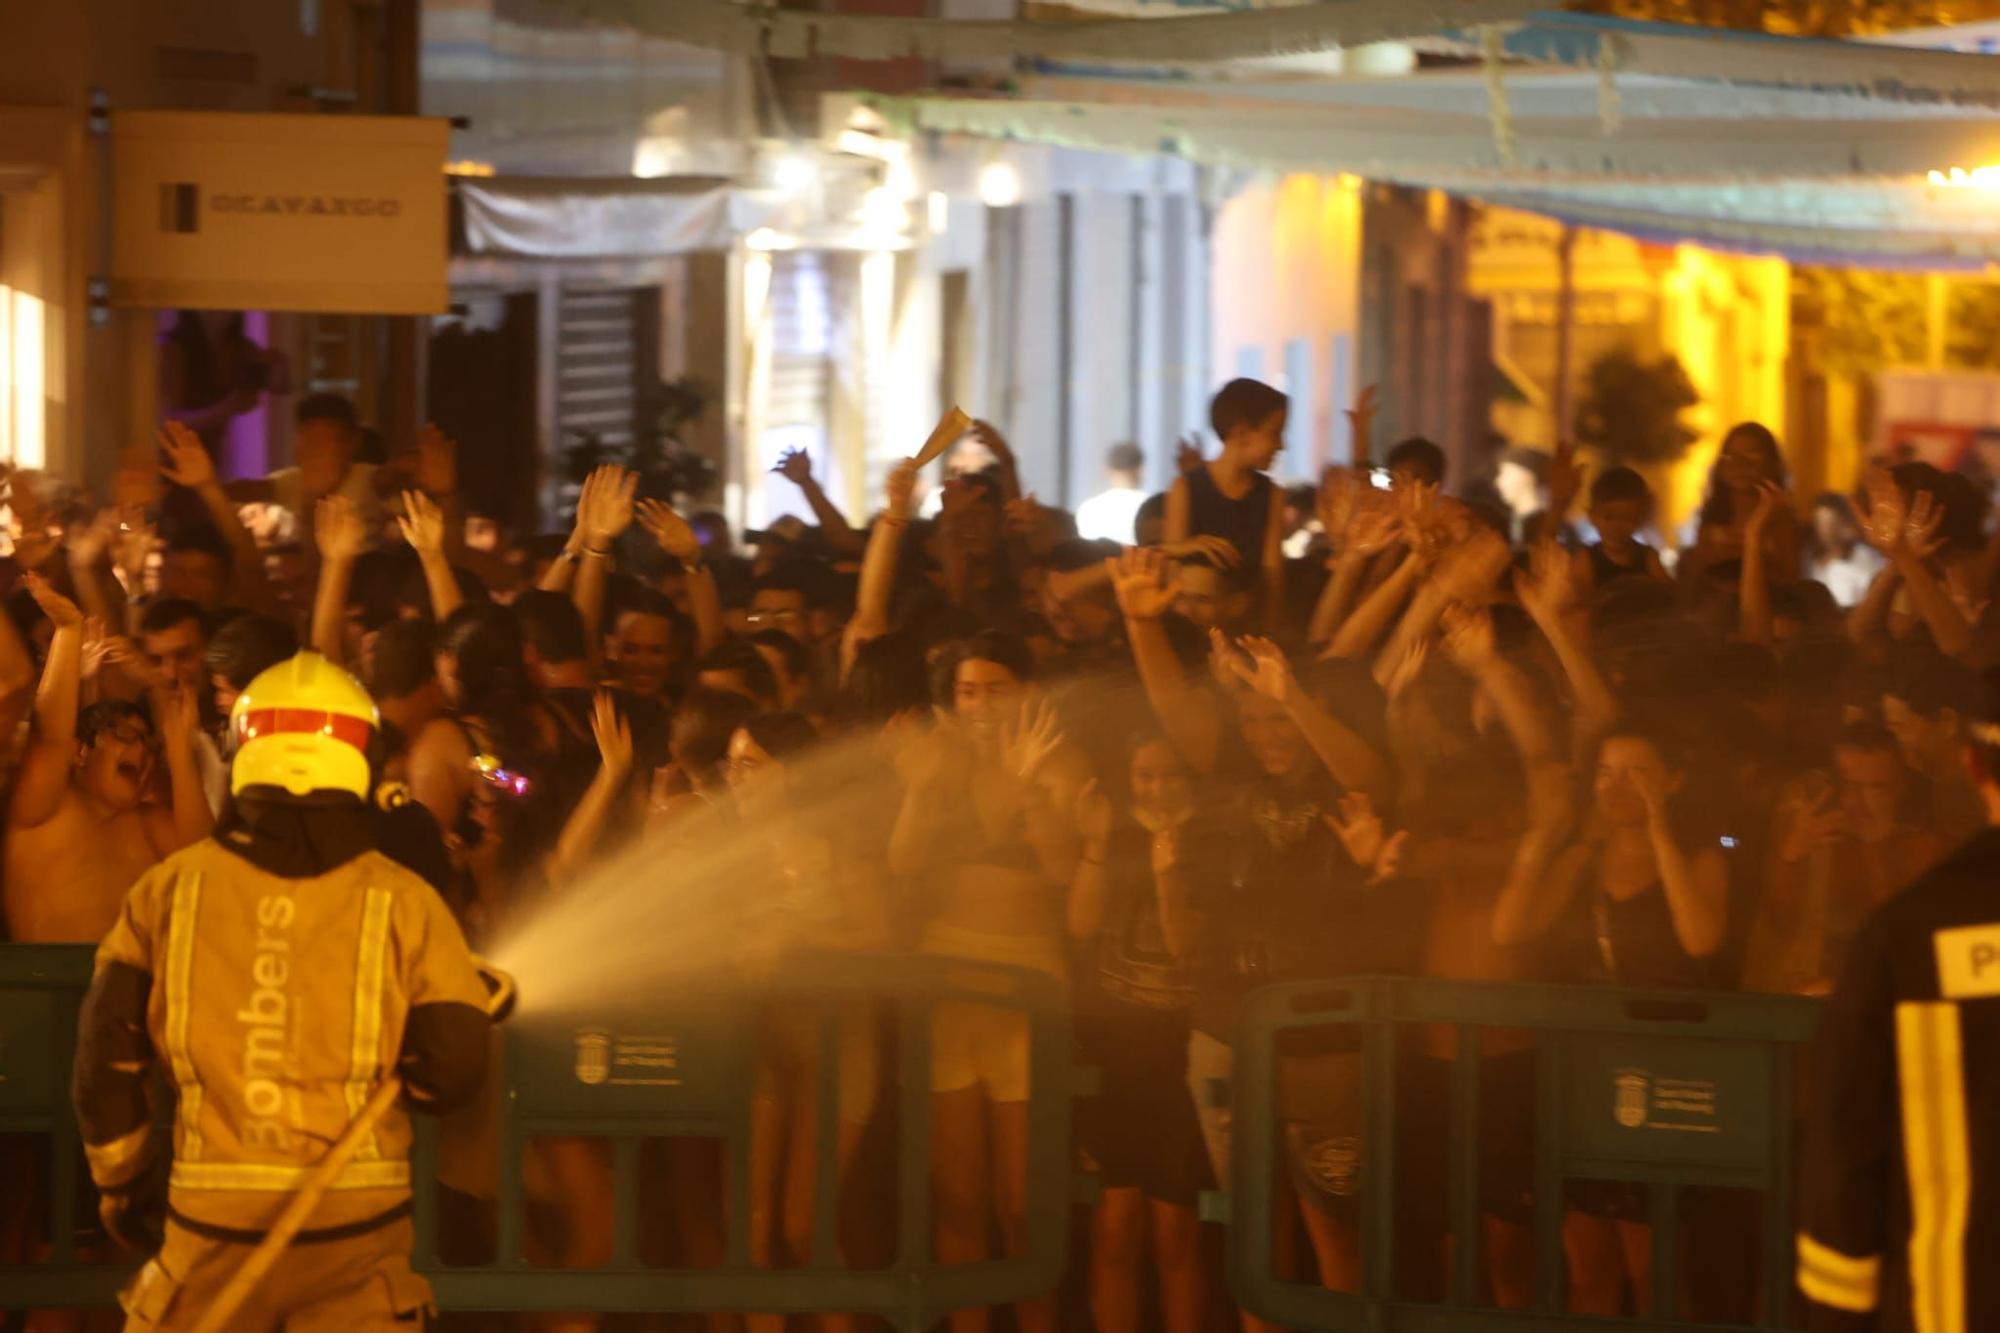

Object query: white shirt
[1074,486,1147,544]
[268,462,385,543]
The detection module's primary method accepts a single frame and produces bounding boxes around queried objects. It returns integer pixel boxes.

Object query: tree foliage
[1580,0,2000,37]
[1573,347,1702,467]
[1792,267,2000,376]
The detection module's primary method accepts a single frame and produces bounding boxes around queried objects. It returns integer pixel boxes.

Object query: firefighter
[71,651,501,1329]
[1796,681,2000,1332]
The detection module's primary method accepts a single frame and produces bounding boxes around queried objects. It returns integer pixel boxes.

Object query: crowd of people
[4,374,1993,1330]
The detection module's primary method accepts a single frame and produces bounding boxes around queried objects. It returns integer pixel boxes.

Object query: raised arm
[637,499,724,657]
[1516,539,1618,749]
[1738,481,1787,648]
[771,448,862,554]
[569,465,636,658]
[9,576,82,829]
[1109,547,1224,772]
[1222,632,1390,800]
[1324,552,1421,662]
[397,490,462,624]
[1307,484,1397,645]
[1883,487,1972,661]
[1164,475,1192,544]
[160,421,279,616]
[64,510,130,632]
[841,458,917,679]
[549,692,634,881]
[146,685,214,853]
[1441,603,1559,768]
[1636,767,1728,959]
[310,494,368,665]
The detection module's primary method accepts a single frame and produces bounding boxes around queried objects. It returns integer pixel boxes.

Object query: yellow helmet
[229,652,380,799]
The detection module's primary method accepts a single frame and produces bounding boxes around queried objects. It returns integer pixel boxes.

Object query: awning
[457,177,774,258]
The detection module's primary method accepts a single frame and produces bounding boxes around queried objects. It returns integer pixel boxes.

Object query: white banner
[110,111,449,314]
[458,179,771,258]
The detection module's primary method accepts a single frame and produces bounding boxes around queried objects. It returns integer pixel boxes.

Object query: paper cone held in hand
[913,407,972,468]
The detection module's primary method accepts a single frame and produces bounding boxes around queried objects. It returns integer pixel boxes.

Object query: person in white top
[226,392,388,547]
[1075,442,1148,544]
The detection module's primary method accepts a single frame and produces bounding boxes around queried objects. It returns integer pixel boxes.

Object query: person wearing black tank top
[1492,725,1728,1316]
[1168,378,1289,629]
[1573,466,1668,600]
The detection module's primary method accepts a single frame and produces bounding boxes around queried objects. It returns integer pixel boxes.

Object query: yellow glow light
[1929,165,2000,189]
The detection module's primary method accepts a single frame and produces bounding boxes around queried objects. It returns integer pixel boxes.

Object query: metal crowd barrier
[0,945,1087,1331]
[1217,976,1822,1333]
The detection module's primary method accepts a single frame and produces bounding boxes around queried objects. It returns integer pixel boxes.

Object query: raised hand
[579,464,637,549]
[1904,487,1946,561]
[1106,547,1178,620]
[1548,438,1586,517]
[1345,384,1380,456]
[1858,467,1908,555]
[1229,634,1295,702]
[1326,791,1388,869]
[1382,634,1429,702]
[316,493,369,563]
[1434,527,1512,605]
[80,617,116,681]
[1778,782,1845,863]
[397,490,446,557]
[67,509,121,569]
[636,498,701,563]
[22,572,81,631]
[158,420,216,491]
[999,696,1066,786]
[772,447,814,488]
[1440,602,1497,670]
[1345,501,1401,561]
[155,685,200,754]
[1175,435,1204,476]
[1744,478,1788,539]
[1075,778,1115,842]
[1514,538,1575,623]
[591,690,634,778]
[1318,466,1360,545]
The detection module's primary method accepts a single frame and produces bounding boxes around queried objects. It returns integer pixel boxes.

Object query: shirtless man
[2,576,212,944]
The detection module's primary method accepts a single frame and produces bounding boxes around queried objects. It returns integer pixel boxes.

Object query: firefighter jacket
[71,833,492,1240]
[1797,824,2000,1333]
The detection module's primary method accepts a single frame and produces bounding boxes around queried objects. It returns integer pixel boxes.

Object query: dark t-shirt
[1190,771,1423,1037]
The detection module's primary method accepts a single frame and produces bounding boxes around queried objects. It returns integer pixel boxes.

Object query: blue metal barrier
[1217,977,1820,1333]
[0,945,1086,1330]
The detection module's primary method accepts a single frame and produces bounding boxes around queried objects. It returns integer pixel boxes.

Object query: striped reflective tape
[171,1158,410,1192]
[1796,1231,1880,1314]
[1898,1001,1969,1333]
[344,888,394,1161]
[83,1122,155,1188]
[163,871,204,1161]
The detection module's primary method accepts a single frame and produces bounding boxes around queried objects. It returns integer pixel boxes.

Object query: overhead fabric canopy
[551,0,1547,64]
[458,177,773,257]
[876,12,2000,265]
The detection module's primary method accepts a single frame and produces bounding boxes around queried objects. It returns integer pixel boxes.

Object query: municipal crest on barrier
[1614,1070,1649,1128]
[575,1029,610,1086]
